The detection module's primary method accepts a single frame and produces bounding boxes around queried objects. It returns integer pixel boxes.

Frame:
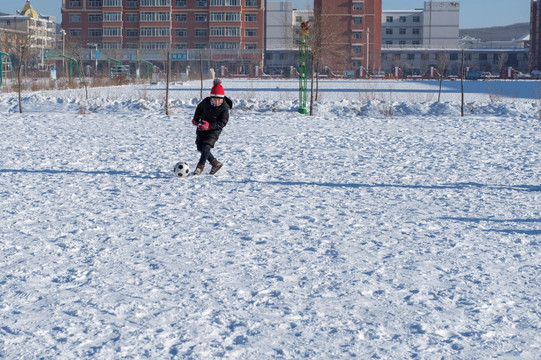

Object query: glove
[192,119,198,126]
[197,120,210,131]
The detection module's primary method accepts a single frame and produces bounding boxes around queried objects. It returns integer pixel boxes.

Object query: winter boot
[193,163,205,175]
[209,159,223,175]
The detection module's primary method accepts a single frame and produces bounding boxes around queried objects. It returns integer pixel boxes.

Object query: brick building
[61,0,266,75]
[314,0,382,74]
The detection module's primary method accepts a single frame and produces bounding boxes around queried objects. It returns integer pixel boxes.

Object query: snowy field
[0,79,540,358]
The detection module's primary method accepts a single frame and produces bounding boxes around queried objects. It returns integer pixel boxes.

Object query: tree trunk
[309,53,314,116]
[461,50,465,117]
[165,49,170,115]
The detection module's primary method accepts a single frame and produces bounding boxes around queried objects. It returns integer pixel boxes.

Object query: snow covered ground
[0,79,540,358]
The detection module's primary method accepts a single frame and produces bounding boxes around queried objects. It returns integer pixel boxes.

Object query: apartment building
[381,2,529,75]
[264,2,312,75]
[382,1,459,49]
[0,1,57,51]
[314,0,382,73]
[61,0,266,74]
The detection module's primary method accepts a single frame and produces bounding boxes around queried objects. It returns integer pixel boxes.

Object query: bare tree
[165,47,171,115]
[12,30,39,113]
[436,51,449,103]
[310,10,348,107]
[65,41,90,101]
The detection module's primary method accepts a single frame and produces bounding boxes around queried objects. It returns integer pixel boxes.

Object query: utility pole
[366,28,370,74]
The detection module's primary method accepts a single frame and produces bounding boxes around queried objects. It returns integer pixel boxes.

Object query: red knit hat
[210,78,225,98]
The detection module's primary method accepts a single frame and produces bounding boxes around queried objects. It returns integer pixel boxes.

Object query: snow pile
[0,79,539,358]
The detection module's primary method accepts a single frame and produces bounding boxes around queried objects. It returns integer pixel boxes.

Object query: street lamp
[60,28,65,76]
[87,43,98,75]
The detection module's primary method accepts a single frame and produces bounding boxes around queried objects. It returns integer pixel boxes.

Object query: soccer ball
[173,162,190,178]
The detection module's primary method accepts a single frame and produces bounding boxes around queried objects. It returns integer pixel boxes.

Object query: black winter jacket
[193,97,231,148]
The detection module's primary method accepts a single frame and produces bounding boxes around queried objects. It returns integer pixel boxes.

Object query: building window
[479,53,487,61]
[210,27,240,36]
[175,28,187,36]
[280,53,288,60]
[413,16,420,23]
[104,0,122,5]
[450,53,459,61]
[412,28,420,35]
[89,29,103,37]
[104,12,122,22]
[245,29,256,37]
[353,31,362,39]
[141,42,167,49]
[103,27,122,36]
[195,29,208,36]
[195,43,208,49]
[141,0,171,5]
[70,14,81,23]
[127,1,138,6]
[211,42,239,49]
[386,40,393,45]
[211,12,241,21]
[196,14,208,22]
[353,2,363,10]
[89,14,102,22]
[88,0,102,7]
[210,0,240,5]
[69,0,82,7]
[157,12,170,21]
[407,53,415,60]
[399,16,406,22]
[399,28,406,35]
[140,27,153,36]
[176,14,186,21]
[103,42,122,49]
[386,16,393,23]
[392,54,401,61]
[175,43,187,49]
[245,0,256,6]
[69,29,81,36]
[126,13,138,22]
[493,54,501,64]
[196,0,207,5]
[412,40,420,45]
[245,43,256,49]
[421,53,429,60]
[245,13,256,22]
[352,46,362,53]
[353,17,362,25]
[175,0,186,5]
[141,12,153,21]
[155,27,170,36]
[399,41,406,45]
[386,28,393,35]
[126,29,138,37]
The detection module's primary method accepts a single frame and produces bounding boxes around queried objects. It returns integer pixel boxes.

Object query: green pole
[298,27,309,114]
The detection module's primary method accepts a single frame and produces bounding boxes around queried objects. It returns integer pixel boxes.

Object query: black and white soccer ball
[173,162,190,178]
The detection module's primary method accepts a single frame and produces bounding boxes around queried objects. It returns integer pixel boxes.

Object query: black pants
[197,143,215,165]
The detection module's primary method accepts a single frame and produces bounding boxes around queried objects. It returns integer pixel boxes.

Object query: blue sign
[171,53,187,60]
[95,50,100,59]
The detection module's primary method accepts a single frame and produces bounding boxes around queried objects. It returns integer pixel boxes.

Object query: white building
[265,2,312,75]
[0,0,56,50]
[382,1,459,49]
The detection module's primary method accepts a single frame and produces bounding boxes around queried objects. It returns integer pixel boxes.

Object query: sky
[0,0,531,29]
